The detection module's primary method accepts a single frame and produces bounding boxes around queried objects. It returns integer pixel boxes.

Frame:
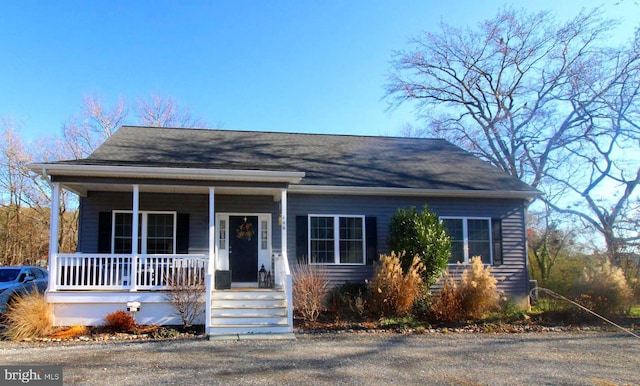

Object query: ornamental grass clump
[458,256,500,319]
[430,256,500,322]
[292,263,329,322]
[368,252,424,317]
[1,291,53,341]
[429,272,463,323]
[571,259,633,316]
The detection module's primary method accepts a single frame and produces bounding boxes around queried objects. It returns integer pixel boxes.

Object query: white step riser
[211,317,288,326]
[212,299,287,308]
[212,308,287,317]
[211,292,286,301]
[209,325,293,335]
[208,290,291,338]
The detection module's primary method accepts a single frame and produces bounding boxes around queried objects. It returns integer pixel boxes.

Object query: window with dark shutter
[299,215,370,265]
[109,211,178,254]
[441,217,496,265]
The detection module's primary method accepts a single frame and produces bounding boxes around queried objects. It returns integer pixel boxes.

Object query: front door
[229,216,259,282]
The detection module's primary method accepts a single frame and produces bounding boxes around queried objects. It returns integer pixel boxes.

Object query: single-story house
[29,126,539,338]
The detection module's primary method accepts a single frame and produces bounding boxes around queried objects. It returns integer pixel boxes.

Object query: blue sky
[1,0,637,142]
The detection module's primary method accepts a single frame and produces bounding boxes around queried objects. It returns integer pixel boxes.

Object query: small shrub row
[293,253,505,325]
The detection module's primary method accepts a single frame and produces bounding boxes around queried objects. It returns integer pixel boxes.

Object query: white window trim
[308,214,366,265]
[440,216,493,265]
[112,210,177,254]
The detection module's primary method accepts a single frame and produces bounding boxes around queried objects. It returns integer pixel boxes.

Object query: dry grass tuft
[368,252,424,317]
[430,256,500,322]
[1,291,53,341]
[459,256,500,318]
[429,271,464,322]
[292,263,329,322]
[48,325,90,339]
[572,259,633,316]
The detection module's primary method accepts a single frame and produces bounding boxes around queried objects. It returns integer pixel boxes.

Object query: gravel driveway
[1,331,638,385]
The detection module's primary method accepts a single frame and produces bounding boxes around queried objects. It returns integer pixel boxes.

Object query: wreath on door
[236,217,254,240]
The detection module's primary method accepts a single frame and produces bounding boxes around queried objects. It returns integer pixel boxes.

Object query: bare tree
[527,206,576,284]
[0,93,210,266]
[539,27,640,268]
[136,93,207,128]
[387,8,625,187]
[387,8,640,265]
[62,94,129,159]
[0,121,51,265]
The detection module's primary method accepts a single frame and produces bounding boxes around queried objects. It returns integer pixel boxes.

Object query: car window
[33,269,45,279]
[0,268,20,282]
[19,269,35,282]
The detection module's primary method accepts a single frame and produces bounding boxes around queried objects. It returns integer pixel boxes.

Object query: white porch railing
[54,254,207,291]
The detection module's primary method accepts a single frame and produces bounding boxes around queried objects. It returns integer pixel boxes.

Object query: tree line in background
[0,93,208,266]
[0,6,638,303]
[387,7,639,298]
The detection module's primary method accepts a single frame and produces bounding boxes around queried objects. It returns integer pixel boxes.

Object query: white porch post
[280,189,287,261]
[208,187,216,276]
[205,187,215,333]
[48,182,60,292]
[281,188,293,330]
[130,184,139,291]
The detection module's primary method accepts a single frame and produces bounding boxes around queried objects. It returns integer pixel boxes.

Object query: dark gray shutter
[176,213,190,254]
[98,212,112,253]
[296,216,308,263]
[365,217,377,265]
[492,219,503,266]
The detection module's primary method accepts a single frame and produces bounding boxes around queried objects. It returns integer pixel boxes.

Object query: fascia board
[288,184,541,199]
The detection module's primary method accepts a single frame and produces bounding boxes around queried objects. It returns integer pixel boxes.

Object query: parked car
[0,266,48,313]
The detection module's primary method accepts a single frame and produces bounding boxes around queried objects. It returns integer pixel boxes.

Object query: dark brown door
[229,216,259,282]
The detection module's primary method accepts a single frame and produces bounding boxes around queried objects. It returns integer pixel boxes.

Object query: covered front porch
[34,163,303,337]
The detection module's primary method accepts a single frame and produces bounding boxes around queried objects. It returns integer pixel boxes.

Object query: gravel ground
[0,331,638,385]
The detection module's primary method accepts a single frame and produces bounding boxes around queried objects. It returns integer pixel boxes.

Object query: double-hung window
[309,215,365,264]
[113,211,176,254]
[441,217,497,265]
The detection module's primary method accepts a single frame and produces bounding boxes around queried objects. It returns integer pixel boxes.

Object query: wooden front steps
[208,288,294,340]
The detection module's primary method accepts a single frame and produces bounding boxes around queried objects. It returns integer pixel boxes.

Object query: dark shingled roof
[63,126,538,193]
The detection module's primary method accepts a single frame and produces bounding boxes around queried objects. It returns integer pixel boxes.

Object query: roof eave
[28,163,305,184]
[288,185,541,200]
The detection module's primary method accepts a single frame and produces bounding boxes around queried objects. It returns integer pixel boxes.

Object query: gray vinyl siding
[287,194,529,297]
[78,191,281,254]
[77,190,530,298]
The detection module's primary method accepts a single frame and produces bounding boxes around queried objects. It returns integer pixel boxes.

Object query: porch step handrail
[272,249,294,332]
